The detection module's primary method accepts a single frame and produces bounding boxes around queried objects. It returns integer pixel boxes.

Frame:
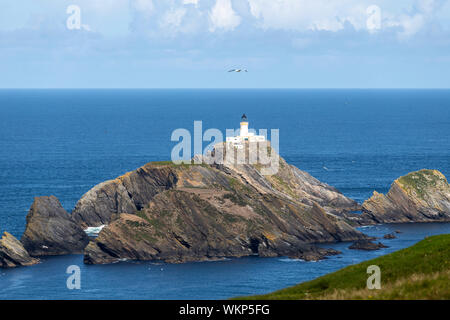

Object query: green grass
[132,230,158,244]
[227,177,253,195]
[397,169,447,199]
[270,175,296,198]
[125,220,148,228]
[227,177,240,190]
[238,234,450,300]
[150,160,209,169]
[222,192,247,206]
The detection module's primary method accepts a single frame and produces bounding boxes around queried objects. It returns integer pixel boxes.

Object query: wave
[278,258,306,262]
[84,225,106,237]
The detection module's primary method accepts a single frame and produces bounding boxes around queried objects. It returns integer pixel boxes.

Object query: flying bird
[228,69,248,72]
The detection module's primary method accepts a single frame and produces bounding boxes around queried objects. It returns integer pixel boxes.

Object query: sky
[1,0,450,88]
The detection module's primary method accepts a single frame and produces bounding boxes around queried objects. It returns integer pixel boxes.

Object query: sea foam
[84,225,106,237]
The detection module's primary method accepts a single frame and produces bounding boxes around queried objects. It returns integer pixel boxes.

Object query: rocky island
[348,240,388,251]
[81,144,365,264]
[1,144,449,268]
[361,169,450,223]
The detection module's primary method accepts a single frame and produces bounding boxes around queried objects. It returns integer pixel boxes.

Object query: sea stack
[0,232,38,268]
[21,196,89,256]
[361,170,450,223]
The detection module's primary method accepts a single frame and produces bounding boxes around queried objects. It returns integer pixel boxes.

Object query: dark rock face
[84,196,356,264]
[71,165,182,228]
[21,196,89,256]
[73,150,359,229]
[349,240,388,251]
[83,145,367,264]
[383,233,396,239]
[283,247,342,261]
[361,170,450,223]
[0,232,38,268]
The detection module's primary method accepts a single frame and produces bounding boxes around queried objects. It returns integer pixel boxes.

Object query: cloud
[131,0,155,15]
[416,0,446,14]
[209,0,241,31]
[129,0,208,36]
[1,0,449,47]
[159,7,187,30]
[388,14,426,39]
[244,0,449,41]
[76,0,131,14]
[183,0,199,5]
[383,0,448,39]
[247,0,368,32]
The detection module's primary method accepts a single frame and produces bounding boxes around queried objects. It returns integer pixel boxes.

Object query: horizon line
[1,88,450,90]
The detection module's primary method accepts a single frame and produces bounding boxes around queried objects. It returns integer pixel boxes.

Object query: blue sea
[0,89,449,299]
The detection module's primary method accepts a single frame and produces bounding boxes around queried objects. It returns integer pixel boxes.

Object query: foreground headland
[1,143,450,268]
[240,234,450,300]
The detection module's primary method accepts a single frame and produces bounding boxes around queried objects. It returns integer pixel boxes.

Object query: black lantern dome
[241,114,248,122]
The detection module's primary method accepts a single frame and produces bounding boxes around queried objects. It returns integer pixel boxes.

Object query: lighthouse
[240,114,249,137]
[226,114,266,148]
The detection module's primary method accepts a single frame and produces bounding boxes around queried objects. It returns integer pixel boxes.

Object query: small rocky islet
[0,231,38,268]
[348,240,389,251]
[1,144,450,268]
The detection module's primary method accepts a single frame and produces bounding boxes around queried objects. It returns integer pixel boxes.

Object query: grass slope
[240,234,450,300]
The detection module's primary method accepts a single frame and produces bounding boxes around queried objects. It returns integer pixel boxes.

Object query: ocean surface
[0,89,449,299]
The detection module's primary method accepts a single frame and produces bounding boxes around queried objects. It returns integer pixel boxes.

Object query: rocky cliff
[21,196,89,256]
[361,169,450,223]
[73,147,358,228]
[83,144,366,264]
[0,232,38,268]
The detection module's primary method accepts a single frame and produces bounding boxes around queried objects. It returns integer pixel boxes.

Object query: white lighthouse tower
[226,114,266,148]
[240,114,249,137]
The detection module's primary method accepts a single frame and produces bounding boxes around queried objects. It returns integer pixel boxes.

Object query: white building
[226,114,266,148]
